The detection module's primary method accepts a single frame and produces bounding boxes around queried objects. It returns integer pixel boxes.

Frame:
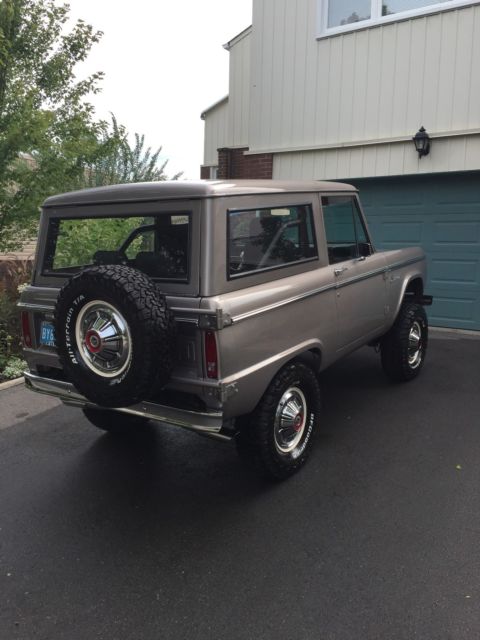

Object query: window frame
[42,211,192,284]
[226,203,319,281]
[318,0,479,38]
[321,194,373,265]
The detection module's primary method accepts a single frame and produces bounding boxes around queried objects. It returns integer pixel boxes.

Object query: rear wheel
[381,302,428,382]
[235,362,321,480]
[82,407,149,434]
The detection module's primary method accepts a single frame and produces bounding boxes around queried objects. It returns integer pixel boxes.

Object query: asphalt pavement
[0,332,479,640]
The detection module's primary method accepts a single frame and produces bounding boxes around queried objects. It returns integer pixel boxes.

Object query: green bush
[0,355,26,381]
[0,262,30,381]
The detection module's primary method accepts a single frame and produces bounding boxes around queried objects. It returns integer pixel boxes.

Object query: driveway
[1,331,479,640]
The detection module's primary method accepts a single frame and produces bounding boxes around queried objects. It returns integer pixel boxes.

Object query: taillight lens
[204,330,218,379]
[21,311,32,348]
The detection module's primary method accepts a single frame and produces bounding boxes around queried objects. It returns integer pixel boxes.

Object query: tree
[82,115,183,188]
[0,0,105,252]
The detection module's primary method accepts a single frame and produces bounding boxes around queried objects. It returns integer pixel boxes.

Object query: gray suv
[20,180,431,479]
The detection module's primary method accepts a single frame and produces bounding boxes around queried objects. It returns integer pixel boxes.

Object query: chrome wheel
[408,320,423,369]
[75,300,132,378]
[274,386,307,454]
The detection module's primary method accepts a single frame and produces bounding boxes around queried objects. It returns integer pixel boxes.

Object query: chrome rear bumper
[23,371,231,441]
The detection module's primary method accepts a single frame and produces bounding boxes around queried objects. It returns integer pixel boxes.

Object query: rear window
[228,204,318,278]
[43,213,190,281]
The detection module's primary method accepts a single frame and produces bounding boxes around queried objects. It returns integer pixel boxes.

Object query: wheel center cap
[294,413,304,432]
[85,329,102,354]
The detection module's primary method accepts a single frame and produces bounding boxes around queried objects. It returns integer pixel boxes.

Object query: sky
[66,1,253,179]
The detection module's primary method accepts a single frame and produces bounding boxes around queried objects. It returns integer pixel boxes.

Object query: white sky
[66,1,253,179]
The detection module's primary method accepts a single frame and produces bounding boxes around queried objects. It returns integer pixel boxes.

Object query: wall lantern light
[413,126,431,158]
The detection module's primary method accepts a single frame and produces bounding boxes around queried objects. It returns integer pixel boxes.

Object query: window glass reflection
[382,0,449,15]
[328,0,371,27]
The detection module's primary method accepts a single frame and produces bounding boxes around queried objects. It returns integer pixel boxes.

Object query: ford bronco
[19,180,431,479]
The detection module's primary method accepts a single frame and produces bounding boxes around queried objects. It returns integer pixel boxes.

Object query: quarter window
[322,196,370,264]
[228,205,318,278]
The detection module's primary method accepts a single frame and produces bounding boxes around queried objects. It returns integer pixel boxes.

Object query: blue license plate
[40,321,56,347]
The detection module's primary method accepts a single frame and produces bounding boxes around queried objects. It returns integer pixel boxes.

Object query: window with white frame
[320,0,478,35]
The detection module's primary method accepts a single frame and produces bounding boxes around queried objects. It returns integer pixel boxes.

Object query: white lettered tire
[236,362,321,480]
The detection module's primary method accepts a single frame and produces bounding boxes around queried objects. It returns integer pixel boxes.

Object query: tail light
[204,330,218,379]
[21,311,32,348]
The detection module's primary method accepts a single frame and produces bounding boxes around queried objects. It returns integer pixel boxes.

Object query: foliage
[0,287,21,377]
[0,0,105,252]
[0,2,182,255]
[82,115,183,188]
[0,354,25,380]
[52,216,149,269]
[0,259,30,380]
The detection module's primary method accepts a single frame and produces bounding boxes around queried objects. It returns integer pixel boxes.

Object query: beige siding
[203,100,229,166]
[250,1,480,155]
[228,30,251,148]
[273,134,480,180]
[202,30,251,166]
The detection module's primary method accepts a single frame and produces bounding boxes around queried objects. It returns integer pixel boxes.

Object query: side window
[322,196,370,264]
[228,205,317,277]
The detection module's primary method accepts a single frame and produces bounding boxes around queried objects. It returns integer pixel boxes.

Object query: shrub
[0,260,31,380]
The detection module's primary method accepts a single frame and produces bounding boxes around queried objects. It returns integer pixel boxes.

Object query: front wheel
[381,302,428,382]
[235,362,321,480]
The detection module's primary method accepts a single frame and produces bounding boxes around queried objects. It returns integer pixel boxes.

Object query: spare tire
[54,265,175,407]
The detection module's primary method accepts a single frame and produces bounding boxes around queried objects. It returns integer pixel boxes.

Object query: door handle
[334,266,348,276]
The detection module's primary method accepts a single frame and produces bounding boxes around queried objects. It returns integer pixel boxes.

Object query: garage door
[351,172,480,331]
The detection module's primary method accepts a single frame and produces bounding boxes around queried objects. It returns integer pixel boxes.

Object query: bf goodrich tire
[235,362,321,480]
[381,302,428,382]
[55,265,175,407]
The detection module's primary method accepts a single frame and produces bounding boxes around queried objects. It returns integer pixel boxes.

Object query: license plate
[40,321,56,347]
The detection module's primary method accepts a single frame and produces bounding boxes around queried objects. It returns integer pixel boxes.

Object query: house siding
[272,134,480,180]
[228,29,251,149]
[249,0,480,175]
[203,99,229,167]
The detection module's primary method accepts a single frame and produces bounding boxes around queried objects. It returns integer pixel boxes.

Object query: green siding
[351,173,480,331]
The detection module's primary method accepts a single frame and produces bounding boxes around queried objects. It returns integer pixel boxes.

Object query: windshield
[43,213,190,282]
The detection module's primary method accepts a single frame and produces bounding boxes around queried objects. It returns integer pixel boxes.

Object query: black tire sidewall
[253,363,321,479]
[55,266,174,407]
[381,303,428,382]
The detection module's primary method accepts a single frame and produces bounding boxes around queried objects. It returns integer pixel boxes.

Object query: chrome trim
[232,282,337,323]
[23,371,230,441]
[232,256,425,324]
[408,321,424,369]
[274,386,307,455]
[75,300,132,378]
[169,307,232,329]
[169,306,217,315]
[389,256,425,271]
[18,302,55,312]
[336,265,388,289]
